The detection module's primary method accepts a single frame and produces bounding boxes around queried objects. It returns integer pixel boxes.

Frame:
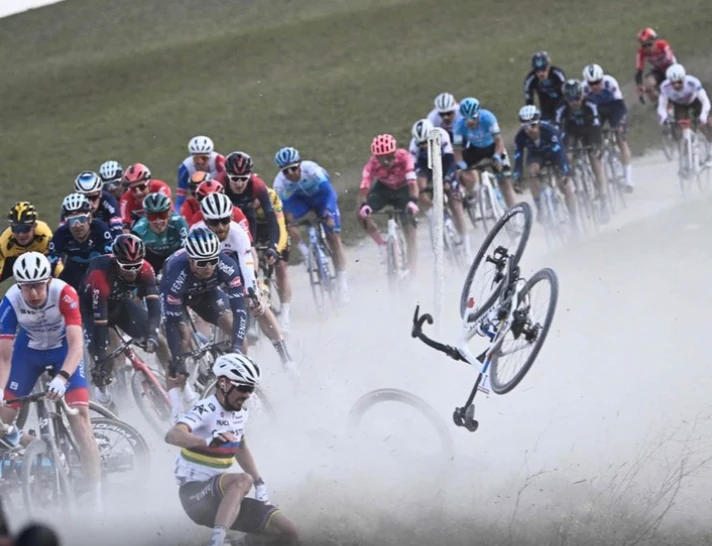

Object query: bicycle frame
[372,209,411,283]
[677,119,700,181]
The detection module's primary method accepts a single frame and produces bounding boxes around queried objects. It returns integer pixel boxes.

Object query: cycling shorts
[256,224,291,262]
[5,329,88,409]
[462,143,497,169]
[526,150,571,176]
[82,298,150,357]
[647,68,667,88]
[282,184,341,234]
[598,101,628,135]
[563,125,603,151]
[365,182,413,218]
[179,475,280,534]
[672,99,704,122]
[185,288,230,325]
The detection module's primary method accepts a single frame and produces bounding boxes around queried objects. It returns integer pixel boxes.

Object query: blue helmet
[459,97,481,119]
[74,171,103,194]
[274,147,301,169]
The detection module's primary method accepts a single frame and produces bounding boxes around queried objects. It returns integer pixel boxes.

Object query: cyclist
[119,163,172,231]
[180,171,213,226]
[69,171,123,238]
[164,353,299,546]
[98,160,125,201]
[0,202,55,283]
[48,194,113,290]
[513,105,577,224]
[452,97,517,209]
[131,192,189,275]
[195,194,296,373]
[555,79,609,221]
[0,252,102,511]
[176,136,226,210]
[358,134,419,273]
[409,119,471,260]
[426,92,462,140]
[657,63,712,155]
[524,51,567,122]
[159,228,248,410]
[583,64,635,192]
[273,147,349,305]
[80,234,170,406]
[635,27,676,104]
[189,179,251,236]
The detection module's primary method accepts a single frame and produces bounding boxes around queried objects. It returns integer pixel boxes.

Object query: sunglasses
[193,155,210,162]
[439,111,456,117]
[18,281,48,291]
[66,215,89,227]
[588,80,603,86]
[11,224,34,234]
[130,184,148,193]
[147,212,169,221]
[229,382,255,394]
[193,257,219,268]
[281,165,300,175]
[206,217,231,227]
[642,41,654,48]
[523,122,540,129]
[116,260,143,271]
[228,174,251,183]
[376,154,395,163]
[85,193,102,202]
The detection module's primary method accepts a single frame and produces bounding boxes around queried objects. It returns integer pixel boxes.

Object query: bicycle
[425,189,468,271]
[660,116,677,162]
[293,215,338,313]
[372,207,415,291]
[254,243,282,318]
[675,117,711,196]
[569,144,602,233]
[600,128,629,213]
[536,163,572,247]
[411,202,559,432]
[462,160,506,232]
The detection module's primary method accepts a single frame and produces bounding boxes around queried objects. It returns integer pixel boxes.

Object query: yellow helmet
[8,202,38,225]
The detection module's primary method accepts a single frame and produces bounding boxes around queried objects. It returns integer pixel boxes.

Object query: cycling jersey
[513,121,570,181]
[273,160,331,201]
[80,255,160,359]
[180,197,201,226]
[452,109,501,149]
[176,154,226,210]
[635,39,676,82]
[59,191,123,239]
[131,213,189,274]
[191,221,256,294]
[426,106,462,137]
[584,75,628,130]
[524,66,567,121]
[220,173,278,248]
[189,207,251,240]
[255,188,289,253]
[658,76,711,124]
[360,149,416,191]
[409,127,456,180]
[0,221,53,283]
[119,180,173,228]
[47,219,114,290]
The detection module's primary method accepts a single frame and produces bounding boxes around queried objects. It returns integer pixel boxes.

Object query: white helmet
[666,63,686,83]
[188,136,214,155]
[213,353,261,387]
[582,63,604,83]
[98,161,123,183]
[434,92,457,113]
[518,105,541,123]
[412,119,435,144]
[13,251,52,284]
[74,171,103,194]
[201,193,233,221]
[62,193,92,216]
[184,227,220,260]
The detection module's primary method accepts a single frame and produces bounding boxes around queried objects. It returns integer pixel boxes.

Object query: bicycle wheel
[661,127,676,161]
[459,202,532,322]
[91,418,150,491]
[307,243,327,311]
[21,439,71,515]
[443,217,465,270]
[489,268,559,395]
[88,401,119,420]
[130,369,172,436]
[573,168,596,234]
[317,243,338,308]
[346,388,454,461]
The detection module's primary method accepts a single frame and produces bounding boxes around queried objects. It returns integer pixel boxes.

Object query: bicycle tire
[489,268,559,395]
[130,369,172,436]
[307,243,327,311]
[91,417,151,484]
[317,243,338,309]
[573,166,596,234]
[346,388,454,461]
[661,128,676,162]
[459,201,532,321]
[21,439,70,516]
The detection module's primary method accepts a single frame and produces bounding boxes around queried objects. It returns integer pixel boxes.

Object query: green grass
[1,0,711,230]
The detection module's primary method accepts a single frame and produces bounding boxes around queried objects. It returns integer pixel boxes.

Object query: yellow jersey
[0,221,63,282]
[255,188,289,253]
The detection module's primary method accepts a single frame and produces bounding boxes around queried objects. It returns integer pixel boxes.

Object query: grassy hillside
[1,0,711,224]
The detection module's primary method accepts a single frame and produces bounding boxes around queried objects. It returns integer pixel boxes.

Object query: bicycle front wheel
[131,368,172,436]
[22,439,71,516]
[92,417,150,491]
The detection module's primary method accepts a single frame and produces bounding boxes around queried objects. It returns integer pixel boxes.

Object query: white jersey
[273,159,331,201]
[658,75,711,124]
[583,75,624,103]
[408,126,454,158]
[179,152,223,179]
[426,106,462,134]
[191,221,256,294]
[173,394,249,485]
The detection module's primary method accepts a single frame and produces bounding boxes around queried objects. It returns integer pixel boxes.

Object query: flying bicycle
[412,202,559,432]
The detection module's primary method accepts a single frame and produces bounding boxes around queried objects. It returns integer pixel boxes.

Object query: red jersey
[119,180,173,227]
[636,39,676,72]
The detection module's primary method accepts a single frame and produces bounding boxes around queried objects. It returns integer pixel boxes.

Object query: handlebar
[5,392,79,416]
[411,305,466,362]
[177,339,231,362]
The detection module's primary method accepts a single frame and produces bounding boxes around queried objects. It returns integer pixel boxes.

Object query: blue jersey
[58,191,122,239]
[452,109,501,149]
[273,160,332,201]
[159,249,247,357]
[47,219,113,290]
[513,121,569,181]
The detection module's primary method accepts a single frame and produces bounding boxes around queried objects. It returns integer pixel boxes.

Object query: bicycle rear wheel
[489,268,559,395]
[308,243,328,311]
[92,417,150,491]
[460,202,532,322]
[131,368,172,436]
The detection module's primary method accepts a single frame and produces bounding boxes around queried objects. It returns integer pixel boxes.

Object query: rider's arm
[231,223,257,294]
[83,267,111,359]
[159,260,187,359]
[524,72,536,105]
[253,178,279,249]
[657,89,669,124]
[273,197,289,253]
[176,163,190,210]
[0,297,17,394]
[46,229,65,271]
[165,423,206,448]
[635,48,645,85]
[401,152,419,200]
[119,193,133,229]
[697,87,711,121]
[358,160,375,204]
[58,285,84,378]
[101,193,124,238]
[220,254,248,352]
[512,132,525,182]
[234,436,262,482]
[138,263,162,338]
[176,216,190,247]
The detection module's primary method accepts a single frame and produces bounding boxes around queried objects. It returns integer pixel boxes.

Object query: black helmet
[531,51,550,71]
[562,79,584,101]
[112,234,145,264]
[225,151,254,177]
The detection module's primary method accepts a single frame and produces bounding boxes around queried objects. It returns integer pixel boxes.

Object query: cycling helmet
[62,193,92,216]
[143,192,172,214]
[13,251,51,284]
[201,192,233,221]
[189,171,212,193]
[518,105,541,124]
[213,353,261,387]
[8,201,38,225]
[412,119,435,143]
[459,97,481,119]
[196,179,225,201]
[74,171,103,194]
[123,163,152,186]
[112,234,145,264]
[666,63,686,83]
[99,161,123,183]
[184,227,221,260]
[274,147,300,169]
[583,63,604,83]
[434,92,457,113]
[14,523,60,546]
[563,79,584,101]
[531,51,550,71]
[637,27,657,43]
[225,151,254,176]
[189,136,214,155]
[370,134,397,156]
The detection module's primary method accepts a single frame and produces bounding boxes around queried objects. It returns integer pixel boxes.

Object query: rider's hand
[210,431,238,446]
[359,203,372,219]
[265,247,278,265]
[249,296,266,317]
[406,201,419,216]
[46,375,68,401]
[700,115,709,126]
[144,336,159,354]
[254,479,270,503]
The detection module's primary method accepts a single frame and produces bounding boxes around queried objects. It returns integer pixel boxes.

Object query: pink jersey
[360,149,417,191]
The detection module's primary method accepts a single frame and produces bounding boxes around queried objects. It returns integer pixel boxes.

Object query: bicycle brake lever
[411,305,434,338]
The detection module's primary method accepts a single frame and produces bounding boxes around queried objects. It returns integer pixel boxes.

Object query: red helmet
[123,163,152,186]
[225,151,254,176]
[196,179,225,201]
[112,234,145,264]
[637,27,657,43]
[189,171,212,193]
[371,134,397,156]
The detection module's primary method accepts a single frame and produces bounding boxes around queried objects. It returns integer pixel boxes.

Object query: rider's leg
[318,187,349,300]
[274,254,292,309]
[66,402,103,508]
[559,176,578,220]
[526,157,543,217]
[644,73,659,103]
[497,174,517,208]
[283,197,311,261]
[357,183,387,247]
